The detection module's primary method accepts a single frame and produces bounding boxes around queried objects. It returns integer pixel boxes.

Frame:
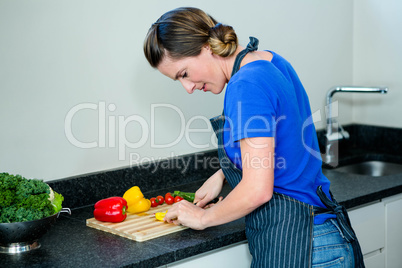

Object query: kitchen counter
[3,180,247,268]
[3,124,402,267]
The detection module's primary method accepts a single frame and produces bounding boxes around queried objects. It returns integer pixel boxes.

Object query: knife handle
[194,197,221,206]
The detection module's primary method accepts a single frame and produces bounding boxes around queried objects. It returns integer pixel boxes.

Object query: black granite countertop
[3,124,402,268]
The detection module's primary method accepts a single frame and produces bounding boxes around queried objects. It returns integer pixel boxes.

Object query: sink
[333,161,402,177]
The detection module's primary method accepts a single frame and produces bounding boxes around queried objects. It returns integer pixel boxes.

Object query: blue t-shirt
[223,51,334,224]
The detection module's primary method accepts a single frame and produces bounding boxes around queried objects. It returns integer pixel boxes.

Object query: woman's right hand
[194,169,225,208]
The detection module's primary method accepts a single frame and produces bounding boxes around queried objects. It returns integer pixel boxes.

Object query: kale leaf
[0,172,63,223]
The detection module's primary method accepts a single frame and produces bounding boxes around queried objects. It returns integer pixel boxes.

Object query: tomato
[174,196,184,203]
[156,195,164,205]
[165,192,172,200]
[165,194,174,205]
[150,197,158,207]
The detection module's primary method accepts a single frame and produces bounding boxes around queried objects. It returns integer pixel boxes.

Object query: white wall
[0,0,354,181]
[352,0,402,127]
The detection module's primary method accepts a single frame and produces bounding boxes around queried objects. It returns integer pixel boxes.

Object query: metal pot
[0,208,71,254]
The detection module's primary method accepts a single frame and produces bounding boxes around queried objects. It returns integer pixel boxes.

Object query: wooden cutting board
[86,204,188,242]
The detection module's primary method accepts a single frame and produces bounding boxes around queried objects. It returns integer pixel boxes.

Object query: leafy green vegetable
[173,191,195,202]
[51,192,64,214]
[0,172,64,223]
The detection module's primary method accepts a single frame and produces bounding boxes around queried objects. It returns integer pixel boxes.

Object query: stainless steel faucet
[324,86,388,166]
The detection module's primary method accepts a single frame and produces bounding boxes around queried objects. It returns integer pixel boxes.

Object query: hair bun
[208,23,238,57]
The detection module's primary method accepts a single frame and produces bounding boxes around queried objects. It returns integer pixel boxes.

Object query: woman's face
[157,46,228,94]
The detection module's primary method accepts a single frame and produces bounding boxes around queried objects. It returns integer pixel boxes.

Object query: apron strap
[315,186,365,268]
[231,36,259,77]
[315,186,356,242]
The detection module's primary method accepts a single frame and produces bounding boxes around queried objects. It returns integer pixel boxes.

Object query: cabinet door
[364,252,385,268]
[385,197,402,268]
[348,201,385,256]
[167,242,252,267]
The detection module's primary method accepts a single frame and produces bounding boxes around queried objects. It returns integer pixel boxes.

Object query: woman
[144,7,364,268]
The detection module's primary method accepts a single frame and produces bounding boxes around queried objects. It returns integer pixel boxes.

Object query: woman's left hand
[164,200,207,230]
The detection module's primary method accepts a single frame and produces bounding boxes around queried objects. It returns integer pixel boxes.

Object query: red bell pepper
[94,197,127,223]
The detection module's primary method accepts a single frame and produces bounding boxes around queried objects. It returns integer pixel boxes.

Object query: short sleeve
[224,79,278,142]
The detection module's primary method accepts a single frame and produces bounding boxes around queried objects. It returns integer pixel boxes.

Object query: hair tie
[209,23,222,36]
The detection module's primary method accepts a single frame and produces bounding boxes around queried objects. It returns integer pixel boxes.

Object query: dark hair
[144,7,238,68]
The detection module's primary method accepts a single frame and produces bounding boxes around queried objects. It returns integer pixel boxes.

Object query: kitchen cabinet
[348,201,385,268]
[166,242,252,267]
[383,193,402,268]
[348,193,402,268]
[363,252,385,268]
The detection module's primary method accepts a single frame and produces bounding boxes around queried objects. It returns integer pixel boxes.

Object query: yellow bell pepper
[155,211,167,221]
[123,186,151,214]
[127,198,151,213]
[123,186,144,203]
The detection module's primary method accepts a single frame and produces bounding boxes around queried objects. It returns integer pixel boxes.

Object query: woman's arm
[164,137,275,230]
[193,168,225,208]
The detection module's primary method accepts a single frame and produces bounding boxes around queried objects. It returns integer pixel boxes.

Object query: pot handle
[57,208,72,217]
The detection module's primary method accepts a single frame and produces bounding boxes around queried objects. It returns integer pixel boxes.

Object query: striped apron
[210,37,364,267]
